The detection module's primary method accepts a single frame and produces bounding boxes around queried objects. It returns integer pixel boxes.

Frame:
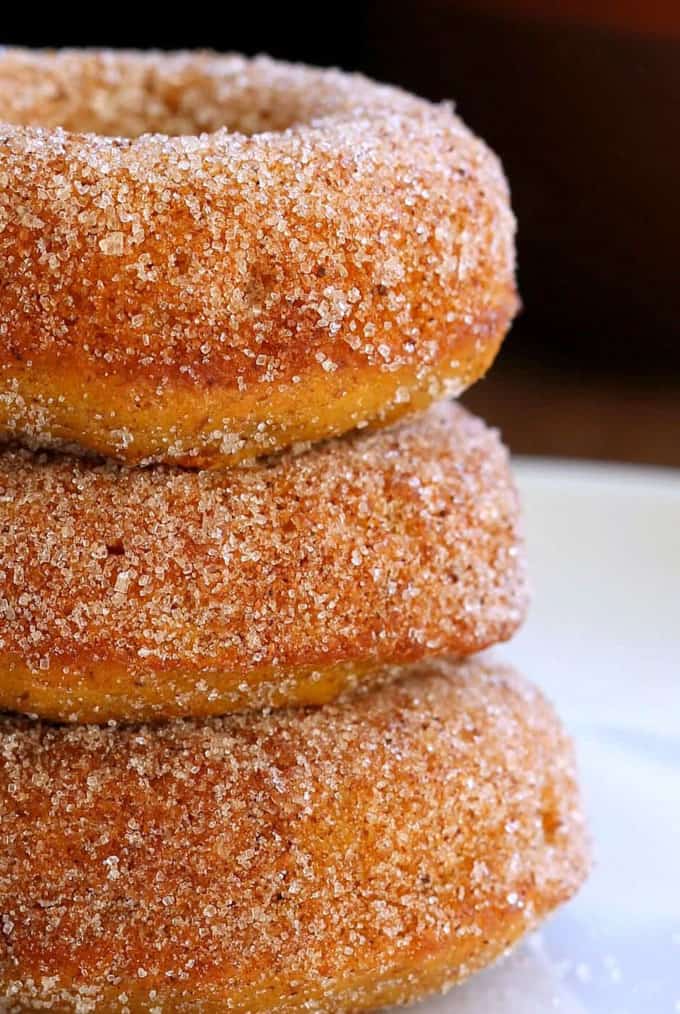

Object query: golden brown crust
[0,402,527,722]
[0,49,518,467]
[0,656,589,1013]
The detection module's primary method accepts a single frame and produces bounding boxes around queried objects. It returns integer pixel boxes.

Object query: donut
[0,656,589,1013]
[0,402,526,722]
[0,48,518,467]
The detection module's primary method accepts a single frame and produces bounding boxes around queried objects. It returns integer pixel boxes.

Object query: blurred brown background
[366,0,680,467]
[4,1,679,465]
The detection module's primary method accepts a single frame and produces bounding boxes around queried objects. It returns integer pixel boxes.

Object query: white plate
[412,459,680,1014]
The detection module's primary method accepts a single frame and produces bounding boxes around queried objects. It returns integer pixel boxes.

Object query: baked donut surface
[0,657,589,1013]
[0,49,517,467]
[0,402,527,722]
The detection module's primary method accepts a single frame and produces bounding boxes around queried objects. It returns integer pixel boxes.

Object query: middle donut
[0,402,527,723]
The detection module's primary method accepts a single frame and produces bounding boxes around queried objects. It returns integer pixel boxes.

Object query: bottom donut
[0,657,589,1013]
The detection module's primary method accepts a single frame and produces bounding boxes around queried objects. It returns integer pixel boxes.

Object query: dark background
[3,1,679,465]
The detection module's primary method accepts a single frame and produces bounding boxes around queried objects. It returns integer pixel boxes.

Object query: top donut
[0,49,518,467]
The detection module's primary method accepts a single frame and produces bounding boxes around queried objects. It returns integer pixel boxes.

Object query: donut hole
[0,51,358,139]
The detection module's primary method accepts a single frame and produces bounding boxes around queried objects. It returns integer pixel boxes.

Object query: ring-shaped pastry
[0,403,526,722]
[0,657,589,1012]
[0,49,518,466]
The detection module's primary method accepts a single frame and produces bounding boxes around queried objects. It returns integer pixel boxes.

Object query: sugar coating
[0,48,518,465]
[0,403,527,722]
[0,657,589,1012]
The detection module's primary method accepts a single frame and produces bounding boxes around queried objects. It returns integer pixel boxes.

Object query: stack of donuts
[0,50,588,1013]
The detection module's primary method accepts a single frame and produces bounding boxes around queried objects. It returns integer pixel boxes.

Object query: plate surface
[412,459,680,1014]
